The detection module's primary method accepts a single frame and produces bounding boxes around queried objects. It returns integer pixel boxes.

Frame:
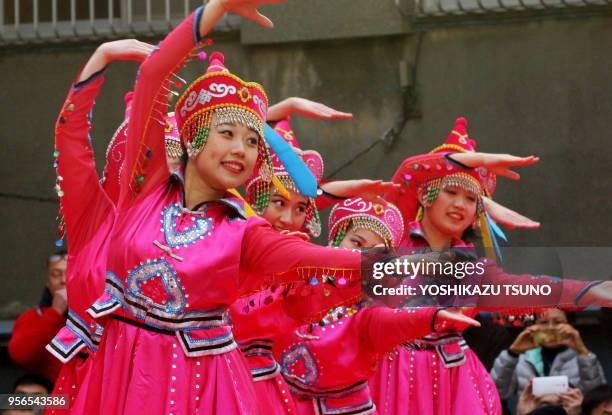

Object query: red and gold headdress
[174,52,273,182]
[328,197,404,248]
[245,117,324,237]
[387,117,497,246]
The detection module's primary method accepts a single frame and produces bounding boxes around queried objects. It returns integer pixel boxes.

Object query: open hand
[480,154,539,180]
[433,308,480,333]
[98,39,155,63]
[509,324,540,354]
[280,229,310,241]
[482,196,540,230]
[288,97,352,119]
[220,0,288,28]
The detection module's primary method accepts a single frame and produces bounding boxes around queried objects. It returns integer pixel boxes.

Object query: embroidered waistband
[97,271,231,331]
[110,314,175,335]
[405,332,466,350]
[285,378,369,400]
[314,396,376,415]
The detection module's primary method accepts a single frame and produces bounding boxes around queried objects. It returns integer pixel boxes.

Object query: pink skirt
[252,373,297,415]
[45,354,93,415]
[70,318,261,414]
[370,347,501,415]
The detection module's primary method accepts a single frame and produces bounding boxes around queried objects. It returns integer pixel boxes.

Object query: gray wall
[1,4,612,313]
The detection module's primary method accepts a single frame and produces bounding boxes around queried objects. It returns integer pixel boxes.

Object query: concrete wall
[1,4,612,312]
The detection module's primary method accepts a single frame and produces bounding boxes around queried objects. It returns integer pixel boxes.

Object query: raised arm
[55,70,109,255]
[118,0,285,209]
[317,179,400,210]
[56,40,152,254]
[267,97,352,121]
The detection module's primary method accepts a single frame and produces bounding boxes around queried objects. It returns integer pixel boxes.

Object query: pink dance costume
[275,303,438,415]
[232,116,361,415]
[273,199,431,415]
[47,84,181,414]
[370,118,602,415]
[68,8,362,415]
[46,71,119,412]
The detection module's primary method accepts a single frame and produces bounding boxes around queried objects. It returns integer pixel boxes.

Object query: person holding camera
[490,308,606,404]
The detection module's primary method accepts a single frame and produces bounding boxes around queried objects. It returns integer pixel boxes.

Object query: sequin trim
[161,203,213,248]
[281,344,320,386]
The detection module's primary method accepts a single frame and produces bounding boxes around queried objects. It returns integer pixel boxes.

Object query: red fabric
[240,219,362,298]
[118,11,197,209]
[9,307,66,381]
[56,73,112,254]
[54,70,114,352]
[359,306,436,354]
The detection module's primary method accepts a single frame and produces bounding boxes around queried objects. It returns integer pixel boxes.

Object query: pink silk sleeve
[239,219,362,302]
[118,9,203,210]
[55,71,114,256]
[477,261,598,311]
[357,306,436,354]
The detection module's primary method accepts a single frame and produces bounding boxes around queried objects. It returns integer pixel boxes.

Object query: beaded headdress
[328,197,404,248]
[163,113,183,159]
[174,51,273,181]
[245,117,324,237]
[415,117,495,219]
[102,96,184,201]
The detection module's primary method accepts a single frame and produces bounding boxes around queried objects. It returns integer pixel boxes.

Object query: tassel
[480,212,503,262]
[271,175,291,200]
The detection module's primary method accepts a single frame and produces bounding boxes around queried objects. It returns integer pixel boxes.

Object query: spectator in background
[8,251,68,381]
[491,308,606,403]
[12,373,54,394]
[582,385,612,415]
[517,379,583,415]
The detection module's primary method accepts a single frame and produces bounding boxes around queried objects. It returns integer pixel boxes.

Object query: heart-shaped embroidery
[162,204,212,248]
[281,344,319,386]
[127,258,186,314]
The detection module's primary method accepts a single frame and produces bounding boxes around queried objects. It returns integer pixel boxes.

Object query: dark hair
[180,152,188,167]
[47,249,67,268]
[527,406,567,415]
[582,385,612,415]
[462,226,479,243]
[12,373,54,394]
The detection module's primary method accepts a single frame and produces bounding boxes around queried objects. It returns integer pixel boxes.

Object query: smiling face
[191,115,261,192]
[339,225,385,250]
[423,185,478,239]
[261,187,309,232]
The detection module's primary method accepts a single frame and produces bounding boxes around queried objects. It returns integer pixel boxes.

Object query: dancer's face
[193,117,260,191]
[424,186,477,239]
[262,189,309,232]
[46,257,67,295]
[339,226,385,250]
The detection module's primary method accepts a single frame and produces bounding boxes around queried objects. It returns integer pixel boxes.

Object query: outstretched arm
[359,307,480,354]
[267,97,352,121]
[317,179,401,209]
[448,152,539,181]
